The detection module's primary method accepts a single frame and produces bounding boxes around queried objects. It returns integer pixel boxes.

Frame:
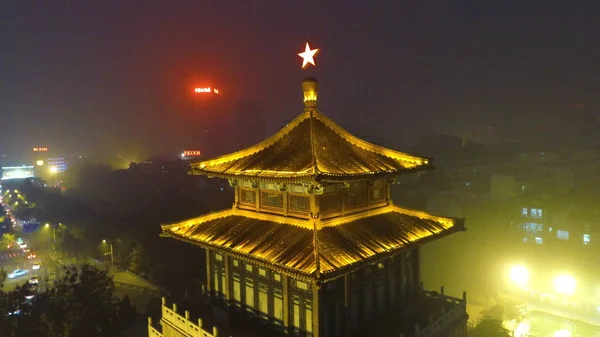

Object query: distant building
[152,78,468,337]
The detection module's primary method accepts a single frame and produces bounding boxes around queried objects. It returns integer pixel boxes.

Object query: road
[1,247,60,293]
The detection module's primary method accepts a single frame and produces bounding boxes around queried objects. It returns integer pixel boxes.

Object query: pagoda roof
[191,110,432,183]
[161,205,465,282]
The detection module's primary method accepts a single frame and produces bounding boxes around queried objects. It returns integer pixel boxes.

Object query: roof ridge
[312,110,428,166]
[193,111,311,168]
[308,110,320,175]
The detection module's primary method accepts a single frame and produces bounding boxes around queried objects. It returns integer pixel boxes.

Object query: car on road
[29,276,39,285]
[22,248,30,254]
[32,262,40,270]
[8,269,29,279]
[19,243,27,249]
[26,252,36,259]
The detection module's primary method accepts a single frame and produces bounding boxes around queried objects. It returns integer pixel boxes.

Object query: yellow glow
[162,204,458,276]
[49,166,58,174]
[298,42,319,69]
[45,223,50,228]
[36,160,44,166]
[513,320,530,337]
[554,329,571,337]
[509,265,530,287]
[554,274,576,295]
[102,239,107,243]
[192,110,429,176]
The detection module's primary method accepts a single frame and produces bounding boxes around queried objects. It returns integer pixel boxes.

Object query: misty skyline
[2,2,600,162]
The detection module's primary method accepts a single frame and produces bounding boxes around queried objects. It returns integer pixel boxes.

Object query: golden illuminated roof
[162,205,464,281]
[191,109,431,182]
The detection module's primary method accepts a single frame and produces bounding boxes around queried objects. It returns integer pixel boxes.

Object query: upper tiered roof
[190,78,432,183]
[162,205,464,281]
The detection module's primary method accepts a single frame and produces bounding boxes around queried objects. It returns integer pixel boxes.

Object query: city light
[49,166,58,174]
[45,223,50,228]
[36,160,44,166]
[509,265,530,287]
[194,87,219,94]
[554,274,576,295]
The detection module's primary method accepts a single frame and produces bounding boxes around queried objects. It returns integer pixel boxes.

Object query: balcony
[399,287,468,337]
[147,297,219,337]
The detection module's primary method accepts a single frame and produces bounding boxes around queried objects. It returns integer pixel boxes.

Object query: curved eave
[318,218,466,282]
[162,229,316,282]
[190,163,435,183]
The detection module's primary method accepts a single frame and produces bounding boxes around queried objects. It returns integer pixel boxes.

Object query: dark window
[319,193,340,213]
[261,192,283,208]
[345,182,366,208]
[289,195,310,212]
[371,186,385,202]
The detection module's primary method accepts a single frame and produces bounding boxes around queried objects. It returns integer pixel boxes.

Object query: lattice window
[344,182,366,208]
[239,189,256,205]
[261,191,283,208]
[289,195,310,212]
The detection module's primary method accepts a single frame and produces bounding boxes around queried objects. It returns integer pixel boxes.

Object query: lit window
[233,278,241,302]
[377,262,384,269]
[258,268,266,277]
[583,234,591,245]
[245,264,253,272]
[522,208,528,216]
[557,230,569,240]
[273,273,281,282]
[245,278,254,309]
[535,237,543,245]
[296,280,309,291]
[233,259,239,267]
[531,208,543,219]
[215,253,223,261]
[258,284,268,315]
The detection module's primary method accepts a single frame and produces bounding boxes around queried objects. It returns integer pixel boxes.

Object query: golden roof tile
[190,110,431,182]
[161,206,465,281]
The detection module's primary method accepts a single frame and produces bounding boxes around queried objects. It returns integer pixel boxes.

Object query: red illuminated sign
[194,87,219,94]
[183,150,201,156]
[33,147,48,152]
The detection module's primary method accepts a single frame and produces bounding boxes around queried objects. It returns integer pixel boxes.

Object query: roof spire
[302,77,318,109]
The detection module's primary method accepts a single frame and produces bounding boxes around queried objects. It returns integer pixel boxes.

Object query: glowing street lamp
[554,274,576,295]
[49,166,58,174]
[102,240,114,271]
[509,265,530,288]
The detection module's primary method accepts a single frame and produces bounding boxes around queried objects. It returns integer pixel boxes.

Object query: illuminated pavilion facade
[159,78,468,337]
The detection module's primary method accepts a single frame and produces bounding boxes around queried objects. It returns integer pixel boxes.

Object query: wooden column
[255,188,260,211]
[312,281,320,337]
[283,191,289,216]
[283,275,290,329]
[206,249,212,292]
[234,186,239,207]
[340,189,346,216]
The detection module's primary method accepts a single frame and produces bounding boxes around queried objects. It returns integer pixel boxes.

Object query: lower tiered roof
[161,205,465,281]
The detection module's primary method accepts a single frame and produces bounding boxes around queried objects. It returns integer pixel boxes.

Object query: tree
[0,268,6,287]
[0,233,16,252]
[128,243,150,277]
[469,317,511,337]
[42,264,124,337]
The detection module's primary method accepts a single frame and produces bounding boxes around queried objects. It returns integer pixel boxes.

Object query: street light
[102,240,114,272]
[554,274,576,295]
[509,265,530,288]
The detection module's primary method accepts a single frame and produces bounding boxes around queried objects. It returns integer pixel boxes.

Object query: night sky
[2,2,600,162]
